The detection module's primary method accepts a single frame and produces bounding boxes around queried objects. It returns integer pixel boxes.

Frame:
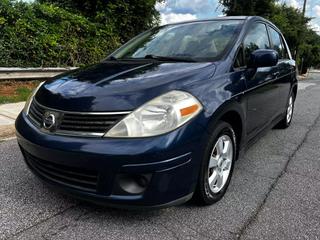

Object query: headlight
[23,81,45,115]
[105,90,203,138]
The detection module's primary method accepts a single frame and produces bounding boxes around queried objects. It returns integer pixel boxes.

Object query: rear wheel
[194,121,236,205]
[276,92,295,129]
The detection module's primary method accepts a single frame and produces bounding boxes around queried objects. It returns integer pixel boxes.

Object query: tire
[193,121,237,205]
[275,91,295,129]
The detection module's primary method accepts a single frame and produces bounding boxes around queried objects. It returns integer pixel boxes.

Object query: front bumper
[16,112,206,209]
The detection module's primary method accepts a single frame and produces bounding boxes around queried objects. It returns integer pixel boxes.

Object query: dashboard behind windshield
[112,20,244,62]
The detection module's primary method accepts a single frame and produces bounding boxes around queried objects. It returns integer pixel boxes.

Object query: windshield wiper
[106,55,197,62]
[107,56,118,61]
[144,54,197,62]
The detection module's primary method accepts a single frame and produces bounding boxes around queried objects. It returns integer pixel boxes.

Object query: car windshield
[111,20,244,62]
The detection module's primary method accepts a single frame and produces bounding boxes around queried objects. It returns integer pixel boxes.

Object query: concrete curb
[0,102,25,119]
[0,136,16,142]
[0,125,16,141]
[0,102,24,140]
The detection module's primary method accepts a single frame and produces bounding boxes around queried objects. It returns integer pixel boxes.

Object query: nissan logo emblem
[43,112,56,130]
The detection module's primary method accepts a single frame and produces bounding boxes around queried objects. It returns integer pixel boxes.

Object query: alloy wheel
[208,135,233,193]
[286,95,293,124]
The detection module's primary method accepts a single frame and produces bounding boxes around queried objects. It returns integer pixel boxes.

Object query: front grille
[28,99,46,127]
[60,113,124,133]
[28,99,129,137]
[23,150,98,192]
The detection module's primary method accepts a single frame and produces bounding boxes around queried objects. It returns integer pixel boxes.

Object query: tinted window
[113,20,244,61]
[244,23,270,63]
[269,27,289,59]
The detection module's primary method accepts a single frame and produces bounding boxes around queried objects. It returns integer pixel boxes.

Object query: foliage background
[0,0,319,72]
[0,0,160,67]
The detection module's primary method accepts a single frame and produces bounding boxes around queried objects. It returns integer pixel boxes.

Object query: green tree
[298,29,320,73]
[269,4,308,58]
[0,0,163,67]
[37,0,162,42]
[0,0,120,67]
[267,4,320,72]
[219,0,276,18]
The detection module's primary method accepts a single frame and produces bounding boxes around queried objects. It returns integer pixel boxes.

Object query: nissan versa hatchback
[16,16,297,209]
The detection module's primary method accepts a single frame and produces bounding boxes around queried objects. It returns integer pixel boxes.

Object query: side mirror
[248,49,278,68]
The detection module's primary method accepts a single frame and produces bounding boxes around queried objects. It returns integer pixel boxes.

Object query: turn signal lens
[180,104,199,117]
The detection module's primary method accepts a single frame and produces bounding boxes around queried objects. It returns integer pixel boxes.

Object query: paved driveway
[1,73,320,240]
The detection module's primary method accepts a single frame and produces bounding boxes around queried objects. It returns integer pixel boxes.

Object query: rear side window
[243,23,270,64]
[268,27,289,59]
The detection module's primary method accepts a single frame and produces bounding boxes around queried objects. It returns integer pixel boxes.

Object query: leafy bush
[38,0,161,42]
[0,0,121,67]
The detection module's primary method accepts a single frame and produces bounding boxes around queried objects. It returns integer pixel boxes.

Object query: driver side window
[243,23,271,64]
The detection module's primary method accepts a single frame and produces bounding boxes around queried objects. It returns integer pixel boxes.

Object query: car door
[267,26,294,116]
[242,22,280,140]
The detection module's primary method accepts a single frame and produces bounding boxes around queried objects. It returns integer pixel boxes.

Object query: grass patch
[0,80,40,104]
[0,87,32,104]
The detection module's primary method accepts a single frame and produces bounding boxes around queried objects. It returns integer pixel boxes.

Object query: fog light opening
[118,174,152,195]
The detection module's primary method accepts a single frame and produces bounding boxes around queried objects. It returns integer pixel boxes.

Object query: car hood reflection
[35,61,216,112]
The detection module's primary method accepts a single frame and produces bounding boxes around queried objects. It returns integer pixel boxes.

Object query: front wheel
[194,121,236,205]
[276,92,295,129]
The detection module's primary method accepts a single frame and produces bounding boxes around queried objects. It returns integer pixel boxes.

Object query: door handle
[272,71,280,78]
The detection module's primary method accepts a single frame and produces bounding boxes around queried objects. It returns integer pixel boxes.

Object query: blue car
[16,16,297,209]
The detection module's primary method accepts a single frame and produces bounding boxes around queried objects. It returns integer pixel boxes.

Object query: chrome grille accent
[27,99,129,137]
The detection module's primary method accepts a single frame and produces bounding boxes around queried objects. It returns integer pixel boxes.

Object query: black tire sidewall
[197,121,237,205]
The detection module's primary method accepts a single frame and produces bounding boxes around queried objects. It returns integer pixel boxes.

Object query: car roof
[163,16,281,33]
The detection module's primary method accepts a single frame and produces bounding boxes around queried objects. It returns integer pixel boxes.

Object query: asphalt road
[1,72,320,240]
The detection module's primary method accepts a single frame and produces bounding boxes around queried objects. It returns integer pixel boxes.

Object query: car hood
[35,61,216,111]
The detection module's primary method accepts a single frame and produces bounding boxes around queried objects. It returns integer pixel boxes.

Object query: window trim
[242,21,271,67]
[232,44,246,70]
[232,20,292,70]
[267,25,291,60]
